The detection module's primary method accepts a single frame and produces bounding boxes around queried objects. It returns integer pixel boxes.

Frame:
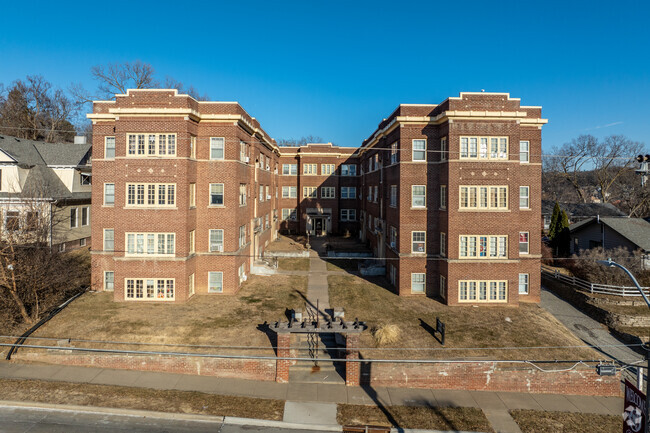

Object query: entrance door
[314,218,324,237]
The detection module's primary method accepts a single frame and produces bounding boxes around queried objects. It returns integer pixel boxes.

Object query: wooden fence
[541,265,650,297]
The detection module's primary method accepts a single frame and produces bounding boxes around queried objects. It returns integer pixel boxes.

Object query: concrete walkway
[305,238,331,320]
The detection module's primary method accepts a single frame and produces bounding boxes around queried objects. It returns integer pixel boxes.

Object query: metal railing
[541,265,650,297]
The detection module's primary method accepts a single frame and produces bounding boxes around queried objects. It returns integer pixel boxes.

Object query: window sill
[520,208,531,211]
[208,205,226,208]
[123,206,178,210]
[102,204,115,208]
[457,209,510,212]
[410,207,427,210]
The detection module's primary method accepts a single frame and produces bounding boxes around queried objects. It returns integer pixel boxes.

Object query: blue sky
[1,0,648,151]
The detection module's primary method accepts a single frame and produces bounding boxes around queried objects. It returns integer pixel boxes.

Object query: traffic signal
[636,154,650,162]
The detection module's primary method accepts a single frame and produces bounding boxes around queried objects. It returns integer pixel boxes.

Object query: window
[519,273,529,294]
[340,209,356,221]
[80,174,91,185]
[459,186,508,210]
[390,142,398,165]
[105,136,115,159]
[127,134,176,156]
[367,186,372,202]
[440,185,447,209]
[240,141,248,162]
[341,164,357,176]
[104,183,115,206]
[210,184,224,206]
[104,271,114,291]
[303,164,318,175]
[190,136,196,158]
[189,230,195,254]
[126,233,175,256]
[321,187,335,199]
[208,272,223,293]
[520,186,529,209]
[125,278,174,300]
[188,274,195,297]
[520,141,530,163]
[390,226,397,248]
[459,235,507,259]
[412,231,426,253]
[259,185,264,202]
[209,229,224,252]
[70,208,78,228]
[341,187,356,199]
[460,136,508,160]
[388,185,397,207]
[239,225,246,248]
[282,186,297,198]
[103,229,114,252]
[126,183,175,207]
[81,207,89,226]
[412,139,426,161]
[282,208,297,221]
[440,137,447,161]
[303,187,317,198]
[412,185,426,207]
[459,280,507,302]
[373,154,379,171]
[4,211,19,231]
[411,273,425,293]
[321,164,335,175]
[373,186,378,203]
[239,184,247,206]
[210,137,225,160]
[239,263,246,283]
[439,276,446,300]
[519,232,529,254]
[189,183,196,207]
[440,232,446,256]
[282,164,297,175]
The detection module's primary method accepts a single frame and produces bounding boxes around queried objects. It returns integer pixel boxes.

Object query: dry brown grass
[510,410,619,433]
[25,274,307,354]
[338,404,493,432]
[265,234,307,252]
[0,378,283,420]
[328,274,602,360]
[372,324,401,346]
[277,258,310,271]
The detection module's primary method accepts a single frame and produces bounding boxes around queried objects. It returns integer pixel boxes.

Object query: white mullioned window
[440,232,446,256]
[367,186,372,202]
[70,207,78,228]
[439,275,446,299]
[459,235,507,259]
[209,229,224,252]
[321,187,335,199]
[282,208,297,221]
[210,137,225,160]
[104,271,114,291]
[126,233,175,256]
[412,185,426,208]
[520,186,530,209]
[239,225,246,248]
[239,184,247,206]
[340,209,356,221]
[519,232,529,254]
[412,231,426,253]
[209,183,224,206]
[103,229,114,252]
[105,136,115,159]
[390,226,397,248]
[519,273,529,294]
[390,142,398,165]
[341,164,357,176]
[282,186,297,198]
[104,183,115,206]
[440,137,447,161]
[390,185,397,207]
[440,185,447,209]
[259,185,264,202]
[239,263,246,283]
[126,183,175,207]
[411,273,425,293]
[321,164,335,175]
[127,134,176,157]
[459,186,508,210]
[189,183,196,207]
[240,141,248,162]
[520,141,530,163]
[460,136,508,160]
[459,280,507,303]
[341,187,357,199]
[189,230,195,254]
[303,164,318,175]
[412,139,426,161]
[81,207,89,226]
[282,164,297,175]
[208,272,223,293]
[303,187,317,198]
[125,278,174,300]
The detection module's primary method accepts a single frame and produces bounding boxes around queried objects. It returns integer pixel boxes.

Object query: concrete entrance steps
[289,334,345,385]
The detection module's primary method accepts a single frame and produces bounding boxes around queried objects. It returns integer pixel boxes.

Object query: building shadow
[256,322,278,356]
[358,354,400,429]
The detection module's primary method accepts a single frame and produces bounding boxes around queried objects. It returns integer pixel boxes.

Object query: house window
[259,185,264,202]
[189,230,195,254]
[126,183,175,207]
[519,273,529,294]
[80,174,91,185]
[374,186,378,203]
[303,164,318,175]
[390,185,397,207]
[240,141,248,162]
[412,231,426,253]
[520,141,530,163]
[189,183,196,207]
[282,186,297,198]
[126,233,175,256]
[412,185,426,207]
[105,136,115,159]
[321,164,335,175]
[367,186,372,202]
[390,142,398,164]
[341,187,356,199]
[210,184,224,206]
[104,183,115,206]
[282,208,297,221]
[390,226,397,248]
[239,184,247,206]
[103,229,114,252]
[303,187,317,198]
[412,139,426,161]
[208,272,223,293]
[373,154,379,171]
[81,207,90,226]
[439,276,446,299]
[440,185,447,209]
[460,136,508,160]
[104,271,114,291]
[127,134,176,156]
[210,137,225,160]
[282,164,297,175]
[520,186,530,209]
[125,278,174,300]
[519,232,529,254]
[188,273,195,297]
[70,208,78,228]
[340,209,356,221]
[440,232,446,256]
[239,225,246,248]
[459,186,508,210]
[341,164,357,176]
[459,280,507,302]
[321,187,335,199]
[411,273,425,293]
[190,136,196,158]
[440,137,447,161]
[209,229,224,252]
[459,235,507,259]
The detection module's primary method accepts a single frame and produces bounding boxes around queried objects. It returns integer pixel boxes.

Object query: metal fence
[541,265,650,297]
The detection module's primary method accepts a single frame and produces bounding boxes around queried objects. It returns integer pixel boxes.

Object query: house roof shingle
[570,216,650,252]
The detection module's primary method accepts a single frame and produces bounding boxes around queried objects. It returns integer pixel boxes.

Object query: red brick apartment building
[89,90,546,306]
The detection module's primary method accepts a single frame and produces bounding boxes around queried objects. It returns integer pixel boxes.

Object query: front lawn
[277,258,310,271]
[510,410,619,433]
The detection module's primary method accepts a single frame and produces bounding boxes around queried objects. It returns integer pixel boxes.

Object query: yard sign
[624,379,646,433]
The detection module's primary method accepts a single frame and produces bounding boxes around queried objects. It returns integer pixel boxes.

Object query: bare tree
[277,135,326,146]
[164,77,209,101]
[591,135,644,203]
[546,135,598,203]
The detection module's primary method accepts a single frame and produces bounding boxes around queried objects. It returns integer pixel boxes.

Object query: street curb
[226,415,342,431]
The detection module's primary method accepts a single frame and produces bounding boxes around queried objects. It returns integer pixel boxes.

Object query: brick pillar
[345,333,360,386]
[275,333,291,383]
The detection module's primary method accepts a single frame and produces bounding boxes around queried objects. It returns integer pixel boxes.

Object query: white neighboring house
[0,135,92,251]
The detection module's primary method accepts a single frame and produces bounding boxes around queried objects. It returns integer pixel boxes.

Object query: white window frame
[520,140,530,163]
[210,137,225,160]
[103,229,114,252]
[460,136,508,160]
[519,273,529,294]
[411,273,425,294]
[209,183,224,206]
[390,226,397,248]
[125,278,175,301]
[81,206,90,226]
[321,164,335,175]
[282,208,297,221]
[440,137,447,161]
[126,133,176,157]
[80,173,91,186]
[104,136,116,159]
[303,187,317,199]
[189,183,196,208]
[239,225,246,248]
[390,142,398,165]
[341,187,357,199]
[282,164,297,175]
[321,186,335,199]
[282,186,297,198]
[189,230,195,254]
[340,209,356,221]
[104,271,114,291]
[126,183,176,208]
[303,164,318,175]
[341,164,357,176]
[70,207,78,229]
[459,280,507,303]
[208,272,223,293]
[209,229,224,252]
[459,235,508,259]
[125,232,175,257]
[519,232,529,254]
[440,185,447,210]
[440,232,446,257]
[459,186,508,210]
[412,231,426,254]
[520,186,530,209]
[439,275,446,300]
[104,183,115,206]
[412,185,426,208]
[412,139,426,161]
